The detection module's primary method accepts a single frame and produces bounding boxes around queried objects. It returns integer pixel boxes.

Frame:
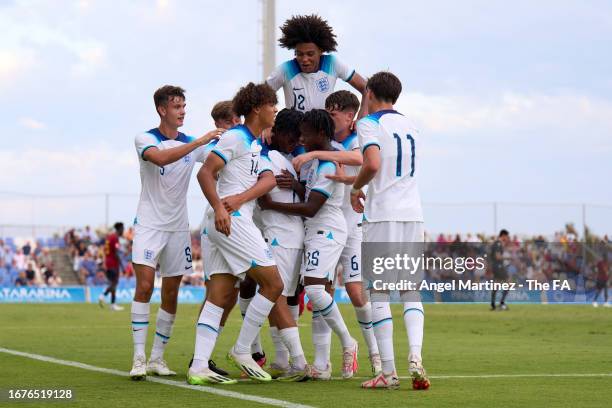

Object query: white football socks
[270,326,289,367]
[279,327,306,370]
[312,311,332,370]
[403,301,424,361]
[288,304,300,323]
[150,308,175,361]
[234,293,274,354]
[131,301,150,358]
[239,296,263,355]
[355,302,379,356]
[372,301,395,375]
[306,285,354,348]
[192,301,224,371]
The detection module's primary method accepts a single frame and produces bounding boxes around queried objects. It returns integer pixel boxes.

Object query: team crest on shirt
[316,77,330,93]
[183,154,191,163]
[265,248,273,260]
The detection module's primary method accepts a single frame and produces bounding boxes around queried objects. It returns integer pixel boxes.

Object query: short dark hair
[499,229,509,238]
[114,222,124,232]
[367,72,402,104]
[302,109,335,141]
[232,82,278,117]
[272,109,304,142]
[325,90,360,113]
[279,14,337,52]
[153,85,185,110]
[211,100,235,122]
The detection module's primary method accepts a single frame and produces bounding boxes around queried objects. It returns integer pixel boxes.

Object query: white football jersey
[134,128,207,232]
[266,54,355,112]
[209,125,271,218]
[330,132,363,230]
[303,159,347,244]
[257,150,305,249]
[357,110,423,223]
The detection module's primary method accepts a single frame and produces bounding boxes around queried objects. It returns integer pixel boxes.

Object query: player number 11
[393,133,415,177]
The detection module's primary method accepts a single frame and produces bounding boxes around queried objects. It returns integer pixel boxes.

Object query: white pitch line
[0,347,315,408]
[346,373,612,380]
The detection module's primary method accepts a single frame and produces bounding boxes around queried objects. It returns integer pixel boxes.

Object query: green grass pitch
[1,303,611,407]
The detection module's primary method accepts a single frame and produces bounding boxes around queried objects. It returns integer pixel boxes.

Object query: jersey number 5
[393,133,415,177]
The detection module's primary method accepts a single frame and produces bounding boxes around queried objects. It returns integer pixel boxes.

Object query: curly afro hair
[302,109,335,141]
[232,82,278,117]
[272,108,304,141]
[278,14,337,52]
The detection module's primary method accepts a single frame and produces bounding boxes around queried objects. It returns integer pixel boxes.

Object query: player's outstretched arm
[348,73,368,119]
[258,190,327,218]
[292,149,362,172]
[352,145,380,191]
[143,128,225,167]
[222,171,276,213]
[198,153,231,236]
[325,163,356,185]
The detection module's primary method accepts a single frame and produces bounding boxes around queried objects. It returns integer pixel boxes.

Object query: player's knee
[137,280,154,298]
[267,276,284,299]
[304,284,329,309]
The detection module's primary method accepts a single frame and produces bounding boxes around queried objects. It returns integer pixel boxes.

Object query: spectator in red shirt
[99,222,124,311]
[593,252,610,308]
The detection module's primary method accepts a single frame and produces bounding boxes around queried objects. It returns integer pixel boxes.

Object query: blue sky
[1,0,611,235]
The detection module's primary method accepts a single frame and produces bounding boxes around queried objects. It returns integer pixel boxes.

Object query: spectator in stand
[0,259,8,286]
[46,270,63,287]
[78,252,97,284]
[22,241,32,257]
[14,270,29,287]
[88,270,108,286]
[25,262,37,286]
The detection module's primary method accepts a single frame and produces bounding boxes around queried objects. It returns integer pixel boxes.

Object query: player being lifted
[259,109,359,380]
[130,86,225,380]
[350,72,430,390]
[188,83,287,384]
[292,90,382,375]
[266,14,367,113]
[255,108,310,379]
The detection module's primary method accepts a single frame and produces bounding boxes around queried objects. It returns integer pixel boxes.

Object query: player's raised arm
[143,128,224,167]
[293,149,362,171]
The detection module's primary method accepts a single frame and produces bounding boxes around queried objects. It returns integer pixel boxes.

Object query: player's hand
[221,194,243,213]
[214,206,231,236]
[261,127,273,145]
[350,189,366,213]
[257,194,272,210]
[275,169,296,190]
[201,128,226,144]
[325,163,355,185]
[292,152,314,172]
